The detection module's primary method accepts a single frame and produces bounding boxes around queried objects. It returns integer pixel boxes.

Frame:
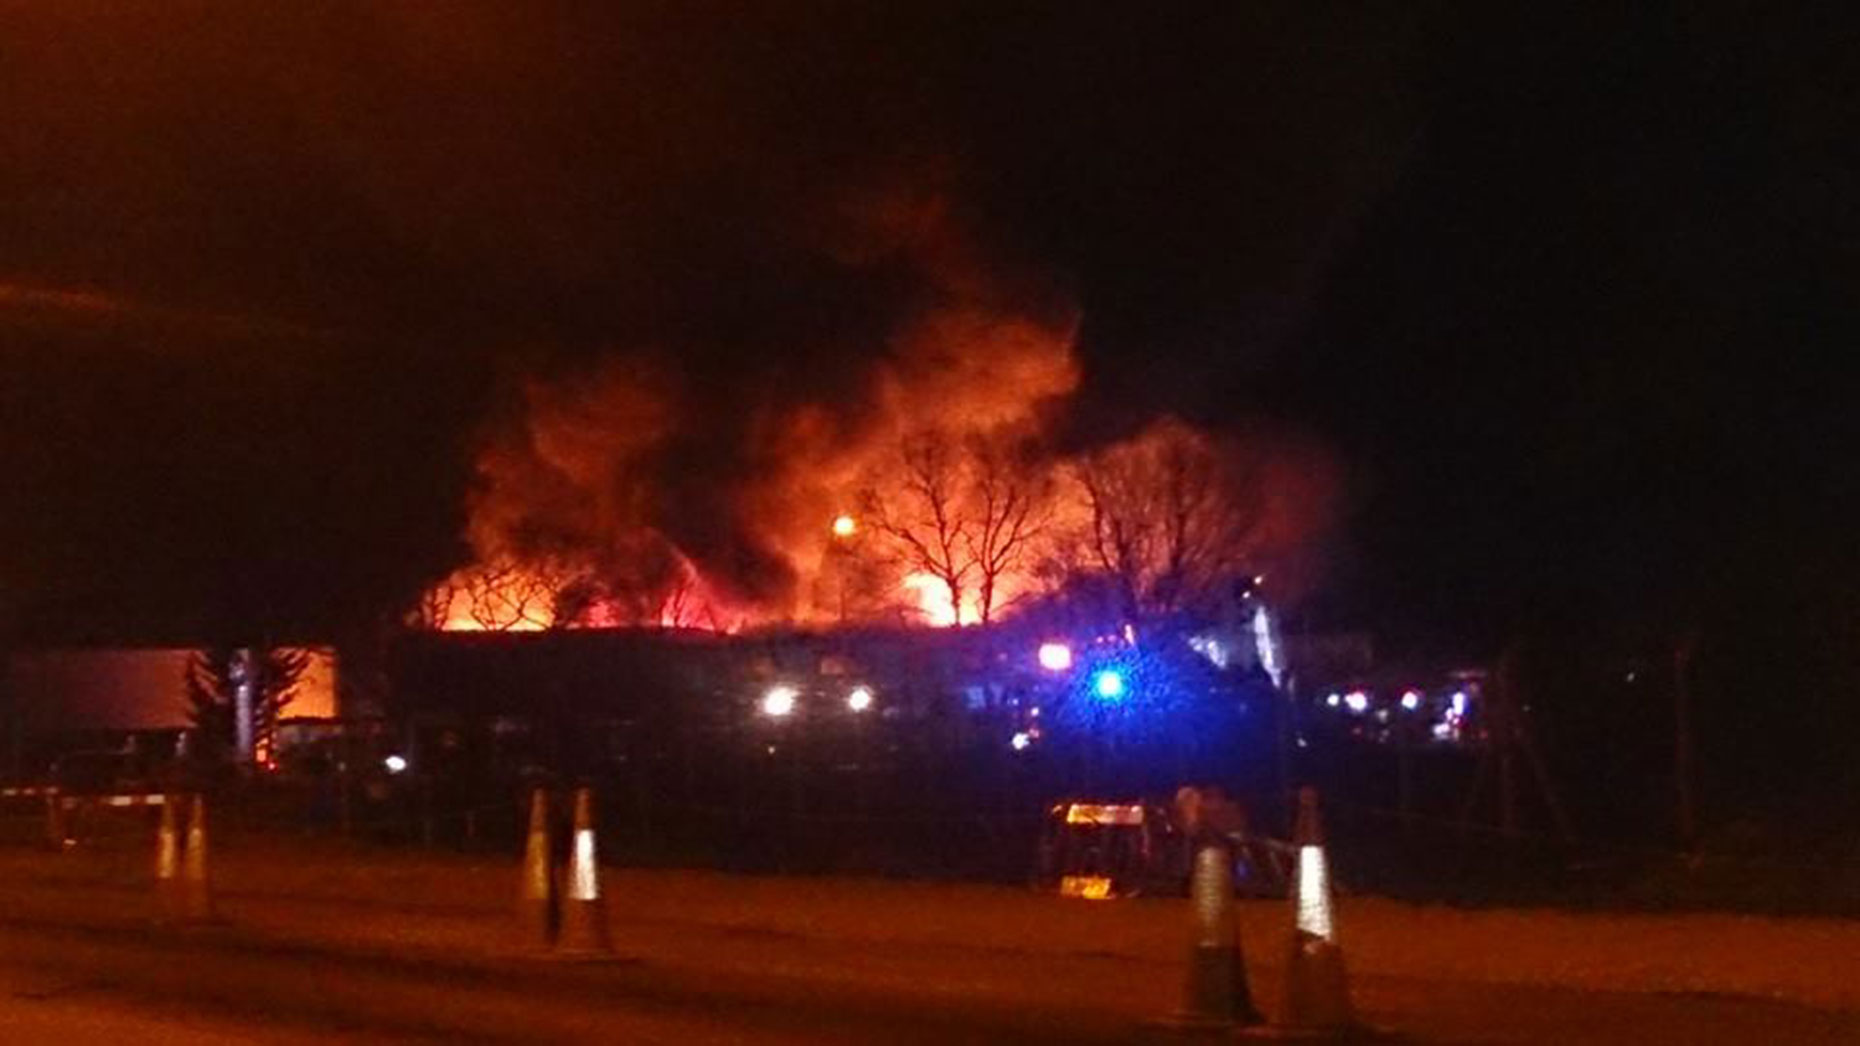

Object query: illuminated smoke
[417,176,1340,633]
[422,184,1081,630]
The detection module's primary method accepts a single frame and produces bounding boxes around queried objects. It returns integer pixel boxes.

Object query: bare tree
[465,562,560,630]
[1072,417,1264,624]
[963,435,1052,624]
[861,434,975,625]
[410,559,567,630]
[410,580,459,630]
[859,431,1057,626]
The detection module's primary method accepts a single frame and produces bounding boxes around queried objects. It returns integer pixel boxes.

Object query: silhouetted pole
[1277,673,1296,834]
[1673,634,1699,852]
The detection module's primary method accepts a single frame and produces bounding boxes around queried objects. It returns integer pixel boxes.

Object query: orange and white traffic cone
[552,786,613,959]
[155,795,183,920]
[181,793,218,924]
[1165,838,1263,1030]
[518,786,555,949]
[1277,787,1353,1036]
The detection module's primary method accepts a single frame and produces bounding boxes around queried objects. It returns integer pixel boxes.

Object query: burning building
[411,180,1340,641]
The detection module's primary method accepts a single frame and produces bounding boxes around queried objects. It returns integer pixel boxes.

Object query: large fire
[413,187,1338,635]
[419,410,1336,635]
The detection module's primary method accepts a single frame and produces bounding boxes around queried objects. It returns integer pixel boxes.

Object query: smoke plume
[431,179,1083,629]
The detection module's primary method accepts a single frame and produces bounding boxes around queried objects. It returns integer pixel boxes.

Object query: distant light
[1010,731,1032,752]
[1065,803,1144,826]
[1450,691,1469,718]
[1252,604,1284,687]
[1037,642,1073,672]
[1344,691,1370,714]
[1189,633,1228,668]
[762,685,798,717]
[1092,669,1126,700]
[831,514,857,537]
[846,685,873,712]
[383,754,408,774]
[1400,690,1423,711]
[1326,693,1342,708]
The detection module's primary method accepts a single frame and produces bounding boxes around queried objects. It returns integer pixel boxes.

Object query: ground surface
[0,826,1855,1043]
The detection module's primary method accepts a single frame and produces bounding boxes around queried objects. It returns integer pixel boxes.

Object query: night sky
[1,4,1852,675]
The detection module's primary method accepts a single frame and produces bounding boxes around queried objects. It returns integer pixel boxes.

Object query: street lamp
[829,515,857,622]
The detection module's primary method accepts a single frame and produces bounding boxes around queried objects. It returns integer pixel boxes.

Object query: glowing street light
[383,754,409,774]
[761,685,798,718]
[846,685,874,712]
[831,514,858,538]
[1036,641,1073,672]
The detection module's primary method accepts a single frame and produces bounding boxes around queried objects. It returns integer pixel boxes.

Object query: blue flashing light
[1092,669,1126,700]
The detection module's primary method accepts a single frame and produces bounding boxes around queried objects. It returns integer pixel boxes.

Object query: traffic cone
[552,786,613,959]
[154,795,183,919]
[518,786,555,949]
[180,793,218,923]
[1164,839,1263,1029]
[1277,787,1353,1036]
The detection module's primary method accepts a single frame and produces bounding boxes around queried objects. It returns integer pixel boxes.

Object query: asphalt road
[0,833,1854,1043]
[5,913,1855,1045]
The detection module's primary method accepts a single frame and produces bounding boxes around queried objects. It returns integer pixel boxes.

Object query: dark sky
[1,4,1852,653]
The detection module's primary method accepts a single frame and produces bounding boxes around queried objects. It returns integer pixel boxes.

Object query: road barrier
[553,786,614,959]
[519,786,554,950]
[15,789,174,850]
[181,793,217,924]
[155,796,183,919]
[1277,787,1355,1036]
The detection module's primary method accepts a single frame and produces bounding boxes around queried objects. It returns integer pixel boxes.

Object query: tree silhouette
[1071,417,1267,625]
[185,646,309,770]
[860,432,1055,625]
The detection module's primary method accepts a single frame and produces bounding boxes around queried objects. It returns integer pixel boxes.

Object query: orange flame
[412,181,1336,635]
